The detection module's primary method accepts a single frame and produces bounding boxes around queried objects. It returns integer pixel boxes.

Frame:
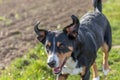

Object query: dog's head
[34,15,80,74]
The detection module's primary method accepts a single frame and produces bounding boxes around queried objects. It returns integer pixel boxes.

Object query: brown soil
[0,0,106,69]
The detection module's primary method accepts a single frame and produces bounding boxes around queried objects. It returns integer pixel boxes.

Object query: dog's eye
[46,45,50,49]
[46,45,50,53]
[46,42,51,49]
[58,44,65,50]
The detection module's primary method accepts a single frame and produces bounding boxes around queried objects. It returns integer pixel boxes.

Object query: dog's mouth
[53,57,67,74]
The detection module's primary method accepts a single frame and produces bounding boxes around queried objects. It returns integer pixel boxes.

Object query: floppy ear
[34,21,48,44]
[63,15,79,39]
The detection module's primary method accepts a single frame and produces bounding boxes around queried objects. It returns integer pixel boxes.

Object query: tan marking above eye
[46,42,51,47]
[68,46,73,51]
[57,42,73,51]
[57,42,61,47]
[57,42,65,49]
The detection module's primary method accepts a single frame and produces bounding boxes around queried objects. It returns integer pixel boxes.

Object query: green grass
[0,44,56,80]
[103,0,120,45]
[0,45,120,80]
[0,14,20,26]
[0,0,120,80]
[0,0,2,4]
[0,16,12,26]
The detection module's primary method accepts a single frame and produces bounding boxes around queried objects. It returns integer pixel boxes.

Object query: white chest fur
[61,57,83,75]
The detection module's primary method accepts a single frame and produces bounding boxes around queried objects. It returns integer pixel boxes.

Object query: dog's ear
[34,21,48,44]
[36,30,48,44]
[63,15,79,39]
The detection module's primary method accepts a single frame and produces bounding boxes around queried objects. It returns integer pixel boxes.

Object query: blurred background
[0,0,120,80]
[0,0,91,69]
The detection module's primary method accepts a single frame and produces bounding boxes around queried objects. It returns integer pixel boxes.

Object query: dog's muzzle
[52,57,67,74]
[47,60,56,68]
[47,53,67,74]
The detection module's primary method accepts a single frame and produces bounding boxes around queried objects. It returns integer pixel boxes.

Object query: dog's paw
[102,65,110,75]
[93,76,100,80]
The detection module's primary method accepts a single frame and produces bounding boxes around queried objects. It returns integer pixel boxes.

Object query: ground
[0,0,93,69]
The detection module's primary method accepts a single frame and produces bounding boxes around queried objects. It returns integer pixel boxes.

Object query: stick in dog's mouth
[52,57,67,74]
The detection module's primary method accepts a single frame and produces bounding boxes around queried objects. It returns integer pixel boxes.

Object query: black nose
[48,60,56,68]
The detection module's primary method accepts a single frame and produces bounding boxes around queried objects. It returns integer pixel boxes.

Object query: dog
[34,0,112,80]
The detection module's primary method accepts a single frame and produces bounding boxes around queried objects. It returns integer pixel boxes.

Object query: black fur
[93,0,102,12]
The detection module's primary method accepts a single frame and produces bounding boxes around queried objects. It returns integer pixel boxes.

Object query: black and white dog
[34,0,112,80]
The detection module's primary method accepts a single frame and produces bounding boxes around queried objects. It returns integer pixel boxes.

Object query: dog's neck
[61,57,83,75]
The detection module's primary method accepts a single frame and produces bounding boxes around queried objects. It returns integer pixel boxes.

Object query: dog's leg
[57,74,69,80]
[81,70,90,80]
[92,62,100,80]
[101,42,110,75]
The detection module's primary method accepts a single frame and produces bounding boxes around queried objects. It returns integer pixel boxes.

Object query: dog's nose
[47,60,56,68]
